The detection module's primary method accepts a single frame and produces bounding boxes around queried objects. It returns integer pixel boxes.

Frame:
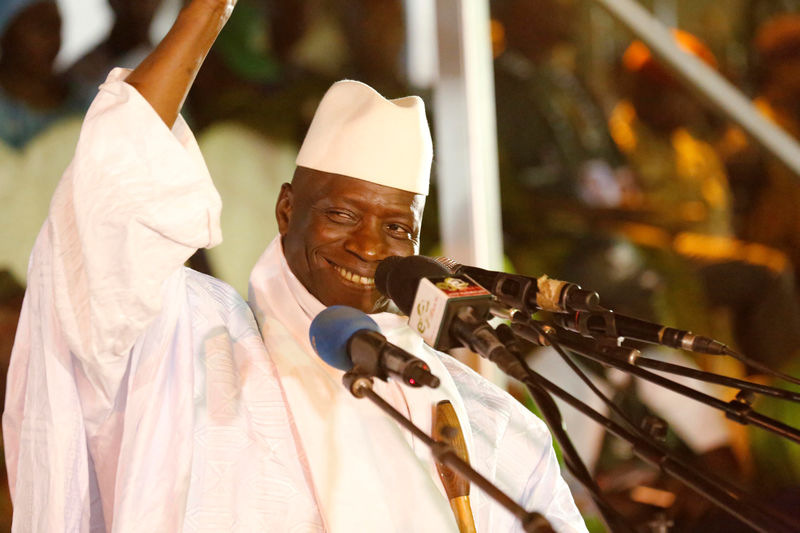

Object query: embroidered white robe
[3,68,587,533]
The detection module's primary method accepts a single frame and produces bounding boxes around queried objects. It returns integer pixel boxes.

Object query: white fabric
[0,117,82,283]
[296,80,432,195]
[4,68,322,533]
[3,68,586,533]
[249,238,587,533]
[249,239,461,532]
[199,122,294,295]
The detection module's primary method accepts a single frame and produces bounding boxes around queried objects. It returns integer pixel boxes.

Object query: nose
[344,220,388,262]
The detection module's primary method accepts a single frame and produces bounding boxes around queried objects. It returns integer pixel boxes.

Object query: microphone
[554,309,730,355]
[375,256,530,380]
[435,257,731,356]
[375,255,493,351]
[309,305,440,388]
[436,257,600,313]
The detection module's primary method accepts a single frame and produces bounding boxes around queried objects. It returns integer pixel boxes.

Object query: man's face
[277,168,425,313]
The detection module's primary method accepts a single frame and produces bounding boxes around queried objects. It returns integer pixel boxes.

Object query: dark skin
[124,0,425,313]
[0,2,65,109]
[126,0,235,127]
[276,166,425,313]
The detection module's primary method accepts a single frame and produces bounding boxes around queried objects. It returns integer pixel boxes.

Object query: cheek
[283,219,317,270]
[387,238,417,258]
[307,217,353,248]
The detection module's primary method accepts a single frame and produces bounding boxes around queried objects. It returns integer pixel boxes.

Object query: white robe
[3,68,587,532]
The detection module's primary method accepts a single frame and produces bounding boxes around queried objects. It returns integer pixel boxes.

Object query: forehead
[297,170,425,217]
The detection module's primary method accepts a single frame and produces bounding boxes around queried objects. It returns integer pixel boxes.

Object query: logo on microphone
[409,277,491,347]
[435,277,489,297]
[415,301,431,333]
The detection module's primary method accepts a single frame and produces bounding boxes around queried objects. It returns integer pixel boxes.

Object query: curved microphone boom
[309,305,440,388]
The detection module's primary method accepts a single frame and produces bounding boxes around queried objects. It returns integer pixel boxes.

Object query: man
[0,0,84,148]
[3,1,586,531]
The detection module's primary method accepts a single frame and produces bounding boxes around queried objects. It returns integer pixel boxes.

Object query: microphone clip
[570,308,619,339]
[342,370,374,398]
[564,310,632,352]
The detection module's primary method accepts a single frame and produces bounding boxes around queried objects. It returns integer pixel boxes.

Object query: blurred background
[2,0,800,531]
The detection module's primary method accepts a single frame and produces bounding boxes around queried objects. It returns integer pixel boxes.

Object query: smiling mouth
[331,263,375,288]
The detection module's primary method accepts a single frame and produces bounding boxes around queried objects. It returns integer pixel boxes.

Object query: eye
[325,209,357,224]
[387,222,414,240]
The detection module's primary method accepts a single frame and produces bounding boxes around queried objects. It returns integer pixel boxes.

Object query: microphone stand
[486,330,795,533]
[556,306,800,387]
[497,307,800,403]
[495,325,636,533]
[511,317,800,445]
[614,350,800,403]
[340,370,556,533]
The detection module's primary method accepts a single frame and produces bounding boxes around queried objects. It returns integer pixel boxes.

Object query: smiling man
[277,166,424,311]
[3,1,586,532]
[274,77,429,314]
[246,80,585,532]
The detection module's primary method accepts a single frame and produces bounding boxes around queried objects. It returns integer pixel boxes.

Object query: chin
[347,296,383,314]
[323,290,384,314]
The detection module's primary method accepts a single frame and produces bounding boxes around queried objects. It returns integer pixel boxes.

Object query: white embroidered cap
[296,80,432,196]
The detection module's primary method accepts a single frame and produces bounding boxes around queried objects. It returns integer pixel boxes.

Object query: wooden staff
[432,400,477,533]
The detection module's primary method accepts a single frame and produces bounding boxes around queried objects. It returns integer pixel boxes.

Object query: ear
[275,182,293,236]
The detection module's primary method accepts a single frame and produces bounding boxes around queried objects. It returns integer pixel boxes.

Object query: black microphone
[435,257,731,356]
[375,255,492,350]
[309,305,440,388]
[435,257,600,313]
[375,256,530,379]
[554,309,730,355]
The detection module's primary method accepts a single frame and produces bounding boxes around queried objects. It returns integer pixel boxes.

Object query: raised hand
[195,0,238,25]
[125,0,239,127]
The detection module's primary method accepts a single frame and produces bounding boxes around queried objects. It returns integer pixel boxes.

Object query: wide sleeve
[43,67,222,396]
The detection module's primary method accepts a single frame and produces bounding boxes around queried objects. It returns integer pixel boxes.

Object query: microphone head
[376,255,450,314]
[375,255,405,300]
[309,305,381,371]
[434,256,459,273]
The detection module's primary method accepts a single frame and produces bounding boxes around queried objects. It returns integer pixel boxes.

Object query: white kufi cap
[296,80,432,195]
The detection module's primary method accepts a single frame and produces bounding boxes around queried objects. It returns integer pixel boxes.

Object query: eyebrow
[315,194,419,219]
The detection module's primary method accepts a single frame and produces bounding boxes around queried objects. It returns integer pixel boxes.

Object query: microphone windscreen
[375,255,405,299]
[377,255,450,314]
[309,305,381,371]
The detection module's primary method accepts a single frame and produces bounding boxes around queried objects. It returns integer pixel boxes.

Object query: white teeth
[334,265,375,286]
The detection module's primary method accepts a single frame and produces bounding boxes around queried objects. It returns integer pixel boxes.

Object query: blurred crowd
[2,0,800,531]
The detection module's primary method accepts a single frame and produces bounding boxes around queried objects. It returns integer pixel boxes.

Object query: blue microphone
[309,306,440,388]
